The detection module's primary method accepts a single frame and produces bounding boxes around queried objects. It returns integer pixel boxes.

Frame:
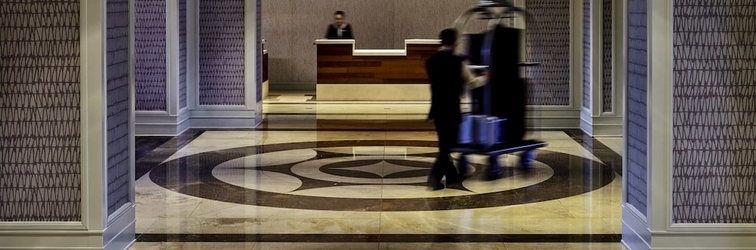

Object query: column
[579,0,623,136]
[0,0,136,249]
[622,0,756,249]
[190,0,262,128]
[522,0,581,129]
[133,0,189,136]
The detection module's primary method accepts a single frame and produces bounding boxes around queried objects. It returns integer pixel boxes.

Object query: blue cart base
[451,140,547,180]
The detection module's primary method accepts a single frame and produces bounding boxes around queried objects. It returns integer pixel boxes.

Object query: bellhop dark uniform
[425,49,467,188]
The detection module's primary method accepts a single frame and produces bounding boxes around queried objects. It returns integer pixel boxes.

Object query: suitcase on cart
[452,13,546,180]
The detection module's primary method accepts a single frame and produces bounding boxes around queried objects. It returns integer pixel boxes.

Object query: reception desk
[314,39,440,101]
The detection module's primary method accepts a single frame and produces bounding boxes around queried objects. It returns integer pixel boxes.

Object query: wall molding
[190,108,262,129]
[134,110,191,136]
[0,228,110,249]
[0,222,87,231]
[581,114,623,136]
[650,227,756,250]
[622,204,652,250]
[526,108,581,130]
[103,204,135,250]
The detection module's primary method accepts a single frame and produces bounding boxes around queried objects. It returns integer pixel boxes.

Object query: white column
[165,0,191,133]
[189,0,261,129]
[0,0,135,248]
[579,0,623,137]
[134,0,189,136]
[622,1,756,249]
[187,0,198,111]
[245,0,262,114]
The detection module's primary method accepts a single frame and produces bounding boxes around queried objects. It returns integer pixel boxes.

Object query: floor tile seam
[134,218,160,240]
[557,200,578,219]
[186,201,243,218]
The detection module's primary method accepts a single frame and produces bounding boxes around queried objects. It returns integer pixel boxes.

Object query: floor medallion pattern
[149,140,615,211]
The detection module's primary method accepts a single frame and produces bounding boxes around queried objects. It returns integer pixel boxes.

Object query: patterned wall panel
[0,0,82,222]
[179,0,188,109]
[106,0,132,216]
[672,0,756,223]
[602,0,613,112]
[256,0,263,103]
[583,0,591,109]
[524,0,571,106]
[135,0,167,111]
[626,0,649,216]
[199,0,245,105]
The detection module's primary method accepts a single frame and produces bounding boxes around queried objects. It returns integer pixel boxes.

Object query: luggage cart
[450,0,547,180]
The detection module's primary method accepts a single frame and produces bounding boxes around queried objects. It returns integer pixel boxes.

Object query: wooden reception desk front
[314,39,440,101]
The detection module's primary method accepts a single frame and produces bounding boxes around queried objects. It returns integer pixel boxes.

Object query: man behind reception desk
[325,10,354,39]
[425,28,487,191]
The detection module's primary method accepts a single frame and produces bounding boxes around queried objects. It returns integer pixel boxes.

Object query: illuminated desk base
[316,84,429,101]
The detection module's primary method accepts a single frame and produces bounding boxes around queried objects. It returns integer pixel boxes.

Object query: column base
[622,204,651,250]
[0,205,135,250]
[134,109,191,136]
[580,111,622,136]
[190,107,262,129]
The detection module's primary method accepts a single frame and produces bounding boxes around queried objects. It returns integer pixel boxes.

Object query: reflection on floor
[131,92,625,249]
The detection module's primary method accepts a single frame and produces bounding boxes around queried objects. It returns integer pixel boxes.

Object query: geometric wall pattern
[583,0,591,109]
[179,0,188,109]
[626,0,649,216]
[135,0,167,111]
[602,0,613,112]
[256,0,263,103]
[672,0,756,223]
[199,0,245,105]
[106,0,132,216]
[524,0,572,106]
[0,0,82,222]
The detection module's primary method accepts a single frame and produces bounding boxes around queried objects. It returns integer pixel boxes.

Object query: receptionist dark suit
[325,24,354,39]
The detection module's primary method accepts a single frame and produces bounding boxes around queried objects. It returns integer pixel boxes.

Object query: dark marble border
[135,129,205,179]
[135,136,173,161]
[564,129,623,176]
[136,233,621,243]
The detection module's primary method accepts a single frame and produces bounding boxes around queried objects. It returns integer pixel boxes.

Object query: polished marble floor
[132,92,625,249]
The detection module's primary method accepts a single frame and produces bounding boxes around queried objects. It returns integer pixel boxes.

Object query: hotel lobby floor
[132,93,625,249]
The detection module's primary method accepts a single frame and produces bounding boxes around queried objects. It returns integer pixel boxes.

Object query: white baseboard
[0,205,135,250]
[622,204,651,250]
[190,108,262,129]
[134,110,191,136]
[580,111,594,136]
[622,204,756,249]
[651,223,756,250]
[137,108,262,134]
[527,108,581,130]
[103,204,135,250]
[580,114,623,136]
[0,226,103,249]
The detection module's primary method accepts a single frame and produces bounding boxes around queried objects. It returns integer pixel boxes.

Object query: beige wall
[262,0,480,86]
